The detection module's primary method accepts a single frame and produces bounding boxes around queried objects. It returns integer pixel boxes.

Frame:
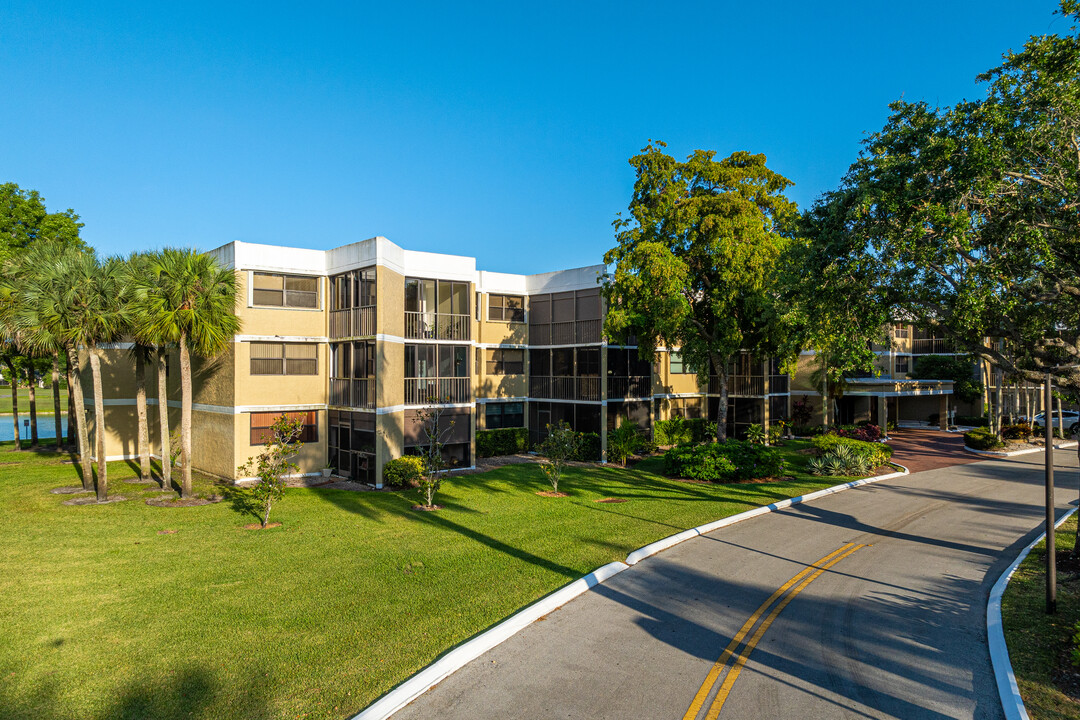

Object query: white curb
[988,506,1078,720]
[350,560,629,720]
[965,441,1078,458]
[626,464,910,565]
[355,461,913,719]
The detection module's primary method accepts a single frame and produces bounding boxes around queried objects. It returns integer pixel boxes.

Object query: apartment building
[82,237,792,486]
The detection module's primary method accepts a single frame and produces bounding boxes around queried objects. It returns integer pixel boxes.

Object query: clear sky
[0,1,1066,275]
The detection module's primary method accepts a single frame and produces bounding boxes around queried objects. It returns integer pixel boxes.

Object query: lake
[1,416,69,442]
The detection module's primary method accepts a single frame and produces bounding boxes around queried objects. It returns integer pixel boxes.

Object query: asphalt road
[392,444,1080,720]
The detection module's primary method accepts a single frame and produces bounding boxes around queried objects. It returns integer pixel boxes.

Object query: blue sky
[0,1,1065,274]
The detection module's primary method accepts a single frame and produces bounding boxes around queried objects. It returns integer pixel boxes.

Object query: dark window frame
[250,410,318,445]
[252,272,321,309]
[250,342,319,376]
[488,294,525,323]
[486,348,525,375]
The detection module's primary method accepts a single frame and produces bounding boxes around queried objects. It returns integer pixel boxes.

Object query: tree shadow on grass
[0,663,271,720]
[214,480,262,524]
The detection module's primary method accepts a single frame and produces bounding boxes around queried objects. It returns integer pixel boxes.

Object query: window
[892,323,909,339]
[250,411,318,445]
[250,343,318,375]
[486,349,525,375]
[489,294,525,322]
[894,355,910,376]
[405,345,468,378]
[486,402,524,429]
[252,273,319,309]
[670,351,691,374]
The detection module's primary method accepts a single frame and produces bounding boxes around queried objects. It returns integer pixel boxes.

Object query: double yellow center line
[683,542,867,720]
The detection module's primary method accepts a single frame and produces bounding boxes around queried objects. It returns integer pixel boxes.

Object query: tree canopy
[0,183,85,263]
[602,142,796,439]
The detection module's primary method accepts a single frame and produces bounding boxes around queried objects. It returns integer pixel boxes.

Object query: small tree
[237,415,304,528]
[414,403,455,509]
[539,421,580,493]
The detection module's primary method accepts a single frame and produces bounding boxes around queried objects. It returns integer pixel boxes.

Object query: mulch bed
[62,495,130,506]
[412,504,443,511]
[157,530,178,535]
[594,498,627,503]
[50,486,92,495]
[145,495,222,508]
[242,522,282,530]
[536,491,569,498]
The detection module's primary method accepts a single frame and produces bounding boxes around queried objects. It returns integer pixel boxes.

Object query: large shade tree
[602,143,797,441]
[823,1,1080,396]
[132,249,239,498]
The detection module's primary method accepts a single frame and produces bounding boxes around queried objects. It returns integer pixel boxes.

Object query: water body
[1,417,69,442]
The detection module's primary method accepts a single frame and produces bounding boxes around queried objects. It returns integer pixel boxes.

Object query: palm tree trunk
[6,360,21,451]
[157,349,172,491]
[67,379,75,447]
[52,354,62,450]
[994,369,1004,436]
[712,353,728,442]
[179,335,193,498]
[27,366,38,448]
[67,347,93,491]
[89,349,108,502]
[135,353,150,481]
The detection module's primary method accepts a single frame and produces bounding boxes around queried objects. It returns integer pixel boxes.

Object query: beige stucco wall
[233,411,327,481]
[376,265,404,337]
[234,271,328,338]
[232,341,327,407]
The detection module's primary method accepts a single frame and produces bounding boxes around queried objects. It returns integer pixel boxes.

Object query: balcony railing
[329,307,376,339]
[405,312,470,341]
[530,319,602,346]
[405,377,471,404]
[607,375,651,399]
[911,338,954,354]
[330,378,375,409]
[708,376,766,396]
[529,376,601,401]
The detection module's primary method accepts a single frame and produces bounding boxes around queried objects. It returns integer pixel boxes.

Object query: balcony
[405,312,470,341]
[607,375,651,399]
[530,319,602,346]
[329,307,375,339]
[529,376,601,401]
[708,376,766,396]
[330,378,375,409]
[911,338,954,354]
[769,375,790,394]
[405,377,471,405]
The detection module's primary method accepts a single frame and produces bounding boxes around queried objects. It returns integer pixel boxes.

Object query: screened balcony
[405,278,470,341]
[329,268,376,340]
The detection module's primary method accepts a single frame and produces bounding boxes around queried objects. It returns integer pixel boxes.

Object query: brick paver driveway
[885,427,984,473]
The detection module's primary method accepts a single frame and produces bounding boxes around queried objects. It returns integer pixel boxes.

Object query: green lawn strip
[1002,514,1080,719]
[0,439,860,720]
[0,387,68,415]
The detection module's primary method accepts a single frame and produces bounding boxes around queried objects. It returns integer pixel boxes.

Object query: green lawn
[0,440,854,720]
[0,385,68,415]
[1002,514,1080,719]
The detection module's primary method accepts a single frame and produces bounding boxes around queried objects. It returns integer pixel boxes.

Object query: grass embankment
[1,439,857,720]
[1003,515,1080,719]
[0,386,68,415]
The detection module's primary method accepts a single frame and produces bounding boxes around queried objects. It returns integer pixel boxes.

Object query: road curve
[392,449,1078,720]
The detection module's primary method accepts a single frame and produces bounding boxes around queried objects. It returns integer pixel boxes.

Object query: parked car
[1032,410,1080,434]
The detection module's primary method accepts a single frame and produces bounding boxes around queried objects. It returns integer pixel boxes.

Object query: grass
[0,439,856,720]
[1002,514,1080,719]
[0,386,68,415]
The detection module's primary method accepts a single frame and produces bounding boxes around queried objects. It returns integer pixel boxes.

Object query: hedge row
[654,417,716,446]
[964,427,1005,450]
[663,440,785,483]
[476,428,529,458]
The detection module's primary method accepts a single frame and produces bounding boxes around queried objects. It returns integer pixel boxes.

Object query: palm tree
[123,253,157,484]
[133,249,239,498]
[14,244,96,486]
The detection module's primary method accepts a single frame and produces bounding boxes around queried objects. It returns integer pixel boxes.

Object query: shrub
[1001,422,1032,441]
[654,417,715,445]
[663,440,785,483]
[607,420,654,465]
[791,396,814,426]
[811,435,893,468]
[476,427,529,458]
[573,432,602,462]
[792,424,827,437]
[745,423,766,445]
[237,414,305,528]
[964,427,1004,451]
[808,443,873,477]
[835,424,883,442]
[383,456,425,488]
[767,424,784,445]
[954,415,988,427]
